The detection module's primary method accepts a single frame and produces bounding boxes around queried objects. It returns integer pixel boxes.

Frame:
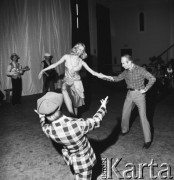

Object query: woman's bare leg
[62,89,75,115]
[74,108,78,116]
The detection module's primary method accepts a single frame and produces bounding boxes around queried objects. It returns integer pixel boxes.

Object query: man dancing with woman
[38,43,113,116]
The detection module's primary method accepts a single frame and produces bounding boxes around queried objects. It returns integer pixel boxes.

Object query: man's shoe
[143,142,152,149]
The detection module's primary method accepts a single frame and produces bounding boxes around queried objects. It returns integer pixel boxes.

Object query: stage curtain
[0,0,71,95]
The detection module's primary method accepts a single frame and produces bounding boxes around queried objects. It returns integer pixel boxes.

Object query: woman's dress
[62,57,85,108]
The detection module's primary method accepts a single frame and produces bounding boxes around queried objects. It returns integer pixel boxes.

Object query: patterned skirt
[62,79,85,108]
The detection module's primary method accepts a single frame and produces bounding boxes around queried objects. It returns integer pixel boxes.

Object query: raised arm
[38,55,66,79]
[77,96,108,134]
[82,61,114,80]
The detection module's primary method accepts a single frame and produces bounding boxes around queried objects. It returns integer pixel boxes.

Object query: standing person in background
[41,53,56,94]
[38,43,113,117]
[6,53,23,105]
[111,55,156,149]
[35,92,108,180]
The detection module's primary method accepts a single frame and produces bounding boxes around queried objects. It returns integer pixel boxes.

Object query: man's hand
[105,76,115,81]
[100,96,109,108]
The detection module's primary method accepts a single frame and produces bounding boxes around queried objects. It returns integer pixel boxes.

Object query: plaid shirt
[113,65,156,91]
[40,105,106,173]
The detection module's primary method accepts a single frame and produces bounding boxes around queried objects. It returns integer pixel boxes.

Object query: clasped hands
[99,73,115,81]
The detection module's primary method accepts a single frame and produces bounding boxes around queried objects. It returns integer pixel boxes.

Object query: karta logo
[101,158,173,179]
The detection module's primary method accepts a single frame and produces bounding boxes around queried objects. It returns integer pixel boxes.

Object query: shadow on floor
[90,117,121,180]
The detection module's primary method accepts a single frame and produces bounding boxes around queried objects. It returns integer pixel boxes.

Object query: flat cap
[37,92,63,115]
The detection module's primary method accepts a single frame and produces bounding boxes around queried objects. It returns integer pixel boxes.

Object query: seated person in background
[41,53,57,94]
[35,92,108,180]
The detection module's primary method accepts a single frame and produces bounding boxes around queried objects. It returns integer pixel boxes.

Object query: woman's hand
[38,70,43,79]
[98,73,106,79]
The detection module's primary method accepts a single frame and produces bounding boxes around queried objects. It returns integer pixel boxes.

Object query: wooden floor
[0,80,174,180]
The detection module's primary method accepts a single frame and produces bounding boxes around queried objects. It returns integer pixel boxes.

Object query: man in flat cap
[41,53,57,94]
[35,92,108,180]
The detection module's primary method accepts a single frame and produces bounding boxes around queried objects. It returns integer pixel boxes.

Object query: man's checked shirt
[40,105,106,173]
[113,65,156,91]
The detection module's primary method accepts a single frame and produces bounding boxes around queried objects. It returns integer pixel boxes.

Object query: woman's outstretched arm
[82,61,114,80]
[38,55,66,79]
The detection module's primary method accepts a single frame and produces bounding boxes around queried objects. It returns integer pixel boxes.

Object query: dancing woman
[38,43,112,116]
